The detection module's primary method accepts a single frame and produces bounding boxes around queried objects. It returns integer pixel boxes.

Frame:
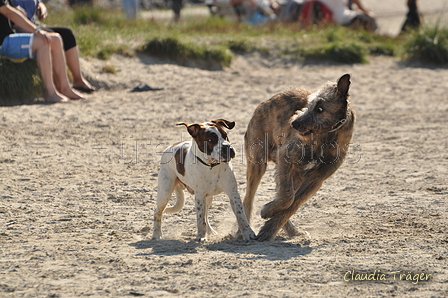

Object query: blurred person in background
[172,0,183,22]
[122,0,138,19]
[231,0,276,24]
[401,0,420,33]
[0,0,84,102]
[317,0,377,31]
[11,0,95,92]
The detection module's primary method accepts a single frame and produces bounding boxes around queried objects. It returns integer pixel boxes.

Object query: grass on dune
[2,5,448,103]
[6,5,448,65]
[404,25,448,64]
[45,6,400,65]
[45,6,448,66]
[0,59,43,105]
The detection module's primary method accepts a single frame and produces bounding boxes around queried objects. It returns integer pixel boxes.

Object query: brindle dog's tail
[164,185,185,213]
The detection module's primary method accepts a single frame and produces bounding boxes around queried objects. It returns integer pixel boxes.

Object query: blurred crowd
[207,0,421,32]
[56,0,421,33]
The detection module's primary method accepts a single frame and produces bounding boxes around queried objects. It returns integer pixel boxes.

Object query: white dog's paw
[151,233,162,241]
[195,236,208,242]
[242,228,256,240]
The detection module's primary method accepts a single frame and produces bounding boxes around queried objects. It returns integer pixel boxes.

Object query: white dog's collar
[195,155,220,170]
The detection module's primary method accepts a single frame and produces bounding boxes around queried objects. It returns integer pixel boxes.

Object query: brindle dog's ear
[337,74,351,98]
[212,119,235,130]
[176,122,201,137]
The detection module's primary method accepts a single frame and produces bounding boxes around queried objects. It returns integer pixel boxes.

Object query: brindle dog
[243,74,355,241]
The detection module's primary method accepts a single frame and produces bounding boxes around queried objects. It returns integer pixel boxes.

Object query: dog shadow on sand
[129,237,312,261]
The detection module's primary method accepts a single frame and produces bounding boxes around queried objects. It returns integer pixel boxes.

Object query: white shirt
[318,0,358,25]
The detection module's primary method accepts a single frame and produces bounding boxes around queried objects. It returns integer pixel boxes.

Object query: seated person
[231,0,276,24]
[0,0,84,102]
[231,0,257,23]
[279,0,303,23]
[316,0,377,31]
[11,0,94,92]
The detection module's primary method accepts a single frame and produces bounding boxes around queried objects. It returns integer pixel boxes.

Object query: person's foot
[73,84,96,93]
[73,78,96,93]
[60,87,85,100]
[45,93,70,103]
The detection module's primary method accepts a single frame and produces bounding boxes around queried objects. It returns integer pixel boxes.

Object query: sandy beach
[1,1,448,297]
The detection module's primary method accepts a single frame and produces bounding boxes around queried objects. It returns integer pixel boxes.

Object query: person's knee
[49,33,64,47]
[32,35,50,52]
[51,34,63,43]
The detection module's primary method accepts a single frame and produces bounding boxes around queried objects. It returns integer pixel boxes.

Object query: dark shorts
[44,27,77,51]
[0,34,35,62]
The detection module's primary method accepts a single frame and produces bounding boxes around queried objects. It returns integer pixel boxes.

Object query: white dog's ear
[337,74,351,98]
[212,119,235,130]
[176,122,201,137]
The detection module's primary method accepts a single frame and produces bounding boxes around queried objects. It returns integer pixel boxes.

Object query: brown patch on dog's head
[177,120,236,162]
[210,119,235,141]
[211,119,235,130]
[291,74,351,137]
[177,122,215,155]
[176,122,203,138]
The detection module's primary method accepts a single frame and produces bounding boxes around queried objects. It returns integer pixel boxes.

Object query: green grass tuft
[227,39,254,54]
[73,5,104,25]
[404,26,448,64]
[141,37,233,68]
[0,58,43,105]
[102,64,117,74]
[367,42,396,56]
[142,37,188,60]
[302,42,367,64]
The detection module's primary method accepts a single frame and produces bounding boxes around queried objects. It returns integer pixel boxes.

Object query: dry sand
[1,2,448,297]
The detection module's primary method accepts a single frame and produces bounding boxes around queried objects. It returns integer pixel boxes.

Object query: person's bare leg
[65,46,94,91]
[48,34,84,100]
[32,34,69,103]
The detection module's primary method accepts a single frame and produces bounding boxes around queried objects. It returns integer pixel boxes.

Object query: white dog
[152,119,255,242]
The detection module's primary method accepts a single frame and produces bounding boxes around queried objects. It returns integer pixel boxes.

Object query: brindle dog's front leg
[282,220,302,237]
[257,177,323,241]
[260,145,305,220]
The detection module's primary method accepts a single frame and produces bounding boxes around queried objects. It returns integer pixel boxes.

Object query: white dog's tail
[164,185,185,213]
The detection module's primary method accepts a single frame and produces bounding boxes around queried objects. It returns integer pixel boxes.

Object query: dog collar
[195,156,220,169]
[329,105,352,133]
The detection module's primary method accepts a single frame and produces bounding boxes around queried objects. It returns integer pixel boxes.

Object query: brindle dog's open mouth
[298,130,313,136]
